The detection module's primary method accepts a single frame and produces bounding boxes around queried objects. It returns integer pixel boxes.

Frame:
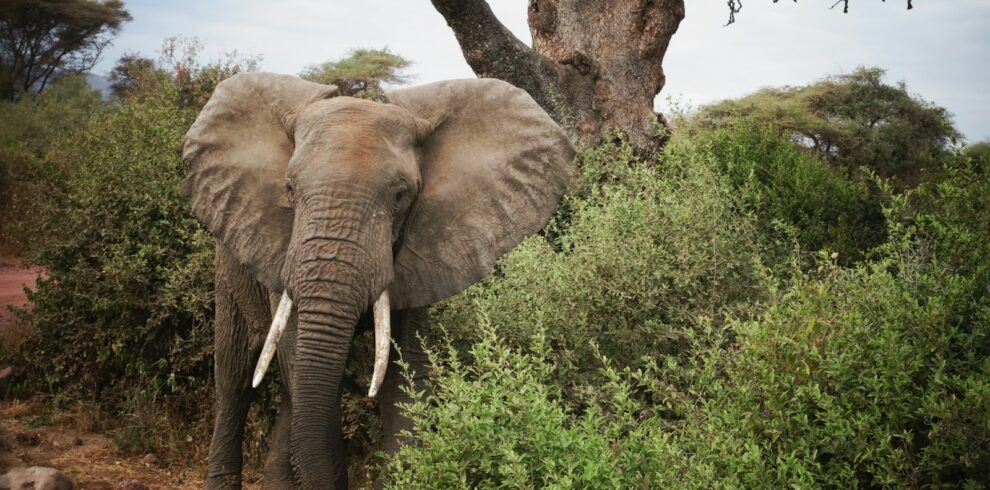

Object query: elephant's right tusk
[368,290,391,398]
[252,291,292,388]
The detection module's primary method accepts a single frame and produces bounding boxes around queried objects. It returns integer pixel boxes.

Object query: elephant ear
[386,78,575,309]
[181,72,338,291]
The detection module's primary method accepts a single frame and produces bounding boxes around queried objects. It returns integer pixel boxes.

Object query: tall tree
[0,0,130,100]
[433,0,916,155]
[433,0,683,155]
[692,67,958,186]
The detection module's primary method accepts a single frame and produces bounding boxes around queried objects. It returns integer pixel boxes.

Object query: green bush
[389,158,990,488]
[0,75,104,248]
[386,323,690,489]
[7,80,215,410]
[0,43,274,461]
[434,136,769,404]
[699,123,887,263]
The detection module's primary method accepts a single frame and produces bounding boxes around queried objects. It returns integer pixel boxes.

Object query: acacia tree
[693,67,958,185]
[0,0,130,100]
[433,0,916,155]
[299,47,412,97]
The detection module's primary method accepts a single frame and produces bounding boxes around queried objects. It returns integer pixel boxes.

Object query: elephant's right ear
[181,73,338,291]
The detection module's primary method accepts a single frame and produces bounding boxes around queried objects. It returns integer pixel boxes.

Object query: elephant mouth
[251,287,392,397]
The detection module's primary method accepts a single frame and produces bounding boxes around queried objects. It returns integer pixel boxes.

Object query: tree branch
[430,0,562,119]
[729,0,914,25]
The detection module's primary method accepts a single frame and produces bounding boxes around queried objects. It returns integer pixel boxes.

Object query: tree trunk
[432,0,684,156]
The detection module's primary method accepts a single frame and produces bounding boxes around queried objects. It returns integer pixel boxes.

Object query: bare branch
[729,0,913,24]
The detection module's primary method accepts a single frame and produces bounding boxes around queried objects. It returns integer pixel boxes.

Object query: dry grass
[0,399,269,489]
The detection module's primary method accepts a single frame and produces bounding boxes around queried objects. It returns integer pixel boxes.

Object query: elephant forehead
[291,99,421,179]
[297,97,419,142]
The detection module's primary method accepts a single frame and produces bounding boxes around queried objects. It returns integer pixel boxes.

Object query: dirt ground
[0,399,207,489]
[0,253,44,343]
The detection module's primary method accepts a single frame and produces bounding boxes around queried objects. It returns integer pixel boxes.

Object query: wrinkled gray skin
[180,73,573,489]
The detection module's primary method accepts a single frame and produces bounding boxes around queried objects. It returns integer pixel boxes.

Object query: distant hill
[85,73,112,98]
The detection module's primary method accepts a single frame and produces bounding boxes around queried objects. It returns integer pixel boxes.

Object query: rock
[139,453,158,466]
[0,366,12,381]
[113,479,149,490]
[0,466,74,490]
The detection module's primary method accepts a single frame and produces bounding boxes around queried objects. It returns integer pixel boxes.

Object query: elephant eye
[393,184,410,204]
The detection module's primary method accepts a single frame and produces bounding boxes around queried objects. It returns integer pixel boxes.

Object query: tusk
[368,290,391,397]
[252,291,292,388]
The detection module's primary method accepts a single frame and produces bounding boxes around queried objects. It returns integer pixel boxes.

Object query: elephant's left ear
[385,78,575,309]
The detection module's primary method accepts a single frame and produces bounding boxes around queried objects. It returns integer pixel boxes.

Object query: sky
[93,1,990,143]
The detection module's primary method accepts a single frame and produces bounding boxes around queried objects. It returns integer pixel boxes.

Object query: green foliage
[699,123,887,263]
[389,157,990,489]
[0,75,104,249]
[0,41,260,432]
[13,82,215,408]
[434,136,769,403]
[962,140,990,166]
[692,67,959,186]
[299,47,411,97]
[387,324,682,489]
[110,37,262,109]
[0,0,131,100]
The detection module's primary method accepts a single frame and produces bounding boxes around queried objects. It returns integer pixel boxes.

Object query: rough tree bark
[432,0,685,155]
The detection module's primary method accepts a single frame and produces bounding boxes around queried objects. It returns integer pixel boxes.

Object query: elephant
[179,72,574,489]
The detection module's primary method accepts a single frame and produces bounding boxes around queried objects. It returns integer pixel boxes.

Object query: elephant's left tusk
[368,290,391,397]
[252,291,292,388]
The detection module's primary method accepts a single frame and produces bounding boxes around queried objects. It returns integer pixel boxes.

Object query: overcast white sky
[93,1,990,142]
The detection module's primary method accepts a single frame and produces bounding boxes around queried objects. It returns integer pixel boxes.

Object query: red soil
[0,253,45,343]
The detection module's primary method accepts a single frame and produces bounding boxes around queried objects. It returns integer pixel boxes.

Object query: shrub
[386,323,691,489]
[699,123,887,263]
[2,38,264,408]
[434,136,770,405]
[5,79,215,413]
[389,156,990,488]
[0,75,104,249]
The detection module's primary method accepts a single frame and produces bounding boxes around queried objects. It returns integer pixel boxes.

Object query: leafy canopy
[299,47,412,97]
[108,37,261,108]
[0,0,131,100]
[692,67,959,185]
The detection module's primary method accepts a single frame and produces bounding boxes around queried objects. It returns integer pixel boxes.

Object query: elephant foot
[260,478,297,490]
[203,473,241,490]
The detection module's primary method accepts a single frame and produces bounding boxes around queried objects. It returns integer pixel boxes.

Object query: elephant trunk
[289,239,369,489]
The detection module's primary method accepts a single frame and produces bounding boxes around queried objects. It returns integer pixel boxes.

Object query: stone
[139,453,158,465]
[0,466,74,490]
[113,479,149,490]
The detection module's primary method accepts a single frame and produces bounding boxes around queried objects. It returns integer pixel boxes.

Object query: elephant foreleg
[206,246,271,490]
[263,293,297,489]
[378,307,431,456]
[205,283,260,489]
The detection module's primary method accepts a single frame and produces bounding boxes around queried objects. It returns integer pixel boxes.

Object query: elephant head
[180,72,573,486]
